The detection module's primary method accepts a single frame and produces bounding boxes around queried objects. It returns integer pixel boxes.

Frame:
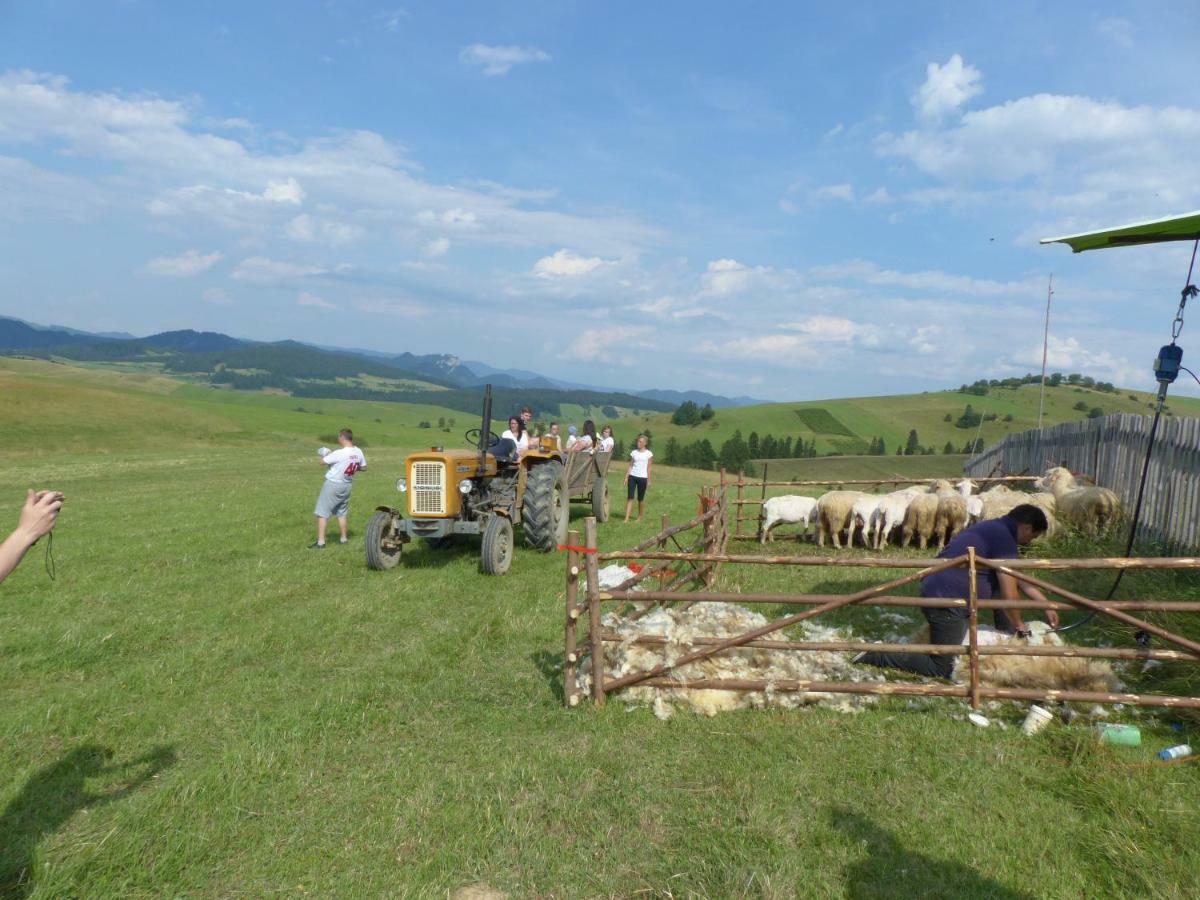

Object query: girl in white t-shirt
[569,419,597,453]
[500,416,529,453]
[624,434,653,523]
[597,424,615,453]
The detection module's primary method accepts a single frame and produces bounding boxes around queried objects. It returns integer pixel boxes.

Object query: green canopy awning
[1041,210,1200,253]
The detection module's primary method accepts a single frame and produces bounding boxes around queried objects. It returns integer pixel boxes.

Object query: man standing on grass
[311,429,366,549]
[857,504,1056,678]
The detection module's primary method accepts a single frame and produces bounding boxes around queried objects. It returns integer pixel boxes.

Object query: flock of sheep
[759,466,1121,549]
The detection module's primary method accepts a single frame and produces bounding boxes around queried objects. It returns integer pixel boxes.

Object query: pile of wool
[577,601,885,719]
[951,622,1122,694]
[596,564,643,591]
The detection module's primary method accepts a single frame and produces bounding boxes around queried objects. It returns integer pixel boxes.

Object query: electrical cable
[44,530,56,581]
[1051,238,1197,637]
[1180,365,1200,387]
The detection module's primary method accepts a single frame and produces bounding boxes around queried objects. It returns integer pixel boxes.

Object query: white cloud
[532,248,612,278]
[231,256,329,283]
[863,187,893,204]
[423,236,450,258]
[202,287,231,305]
[284,214,362,245]
[1004,334,1140,386]
[297,291,338,311]
[1096,17,1134,48]
[913,54,983,121]
[812,183,854,203]
[143,249,222,277]
[375,8,407,32]
[353,298,430,318]
[285,214,315,241]
[810,258,1039,297]
[459,44,551,77]
[699,258,794,297]
[262,177,304,204]
[627,295,725,321]
[562,325,652,363]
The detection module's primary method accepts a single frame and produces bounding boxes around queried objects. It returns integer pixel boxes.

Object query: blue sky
[2,1,1199,400]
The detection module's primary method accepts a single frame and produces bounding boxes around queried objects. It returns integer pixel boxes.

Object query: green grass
[1,360,1198,896]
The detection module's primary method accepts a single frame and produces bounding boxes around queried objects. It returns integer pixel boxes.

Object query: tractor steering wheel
[464,427,500,447]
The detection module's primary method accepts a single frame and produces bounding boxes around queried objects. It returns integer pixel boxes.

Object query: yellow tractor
[365,386,611,575]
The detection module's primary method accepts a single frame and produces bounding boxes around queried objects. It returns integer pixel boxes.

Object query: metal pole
[1037,273,1054,464]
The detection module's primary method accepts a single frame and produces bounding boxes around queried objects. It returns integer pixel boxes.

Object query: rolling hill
[627,383,1200,461]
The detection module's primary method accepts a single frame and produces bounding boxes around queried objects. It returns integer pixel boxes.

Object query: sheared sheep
[1036,466,1121,536]
[816,490,869,549]
[901,492,940,549]
[873,490,919,549]
[760,495,818,544]
[848,494,884,548]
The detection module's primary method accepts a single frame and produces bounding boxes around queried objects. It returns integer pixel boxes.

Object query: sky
[2,0,1199,401]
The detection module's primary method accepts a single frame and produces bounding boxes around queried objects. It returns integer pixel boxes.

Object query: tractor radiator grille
[409,461,446,515]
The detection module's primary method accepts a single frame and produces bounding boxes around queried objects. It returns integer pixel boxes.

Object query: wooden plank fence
[965,413,1200,551]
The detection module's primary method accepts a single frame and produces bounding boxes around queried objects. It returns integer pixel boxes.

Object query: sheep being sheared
[816,491,869,549]
[965,622,1121,694]
[1036,466,1121,536]
[760,495,818,544]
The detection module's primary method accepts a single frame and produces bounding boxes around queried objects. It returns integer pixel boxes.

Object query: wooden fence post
[658,513,669,593]
[968,547,980,710]
[735,472,745,539]
[584,517,605,706]
[563,528,581,707]
[757,463,769,541]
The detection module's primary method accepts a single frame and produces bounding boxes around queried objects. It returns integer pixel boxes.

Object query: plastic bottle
[1158,744,1193,761]
[1096,724,1141,747]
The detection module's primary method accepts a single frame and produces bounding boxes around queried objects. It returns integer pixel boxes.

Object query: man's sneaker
[339,538,348,545]
[308,541,326,550]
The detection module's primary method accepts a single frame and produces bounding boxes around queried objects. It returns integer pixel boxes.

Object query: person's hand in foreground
[1,489,64,584]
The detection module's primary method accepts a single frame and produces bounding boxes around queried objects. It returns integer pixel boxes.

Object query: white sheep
[848,494,884,548]
[979,483,1058,535]
[933,487,969,550]
[816,490,869,549]
[759,495,818,544]
[872,489,919,549]
[955,478,983,523]
[1036,466,1120,536]
[900,492,940,550]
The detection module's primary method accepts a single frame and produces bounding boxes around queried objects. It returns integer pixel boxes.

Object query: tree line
[958,372,1118,396]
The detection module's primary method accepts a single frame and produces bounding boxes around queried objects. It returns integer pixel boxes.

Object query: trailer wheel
[523,460,568,551]
[591,477,609,522]
[365,511,402,570]
[480,516,513,575]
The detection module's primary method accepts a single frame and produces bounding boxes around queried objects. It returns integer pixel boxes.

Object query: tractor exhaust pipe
[479,383,493,472]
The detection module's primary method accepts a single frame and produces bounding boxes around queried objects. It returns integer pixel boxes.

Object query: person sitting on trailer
[857,505,1056,679]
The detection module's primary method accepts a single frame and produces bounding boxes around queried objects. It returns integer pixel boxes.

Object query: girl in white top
[569,419,597,453]
[500,416,529,452]
[624,434,653,522]
[597,424,615,453]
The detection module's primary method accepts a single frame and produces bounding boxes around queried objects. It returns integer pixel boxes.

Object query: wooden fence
[965,413,1200,551]
[564,522,1200,711]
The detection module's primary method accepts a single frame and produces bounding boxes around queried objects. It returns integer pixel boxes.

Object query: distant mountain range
[0,316,758,408]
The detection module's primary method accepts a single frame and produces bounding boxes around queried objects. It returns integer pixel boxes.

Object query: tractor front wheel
[480,516,513,575]
[365,511,403,570]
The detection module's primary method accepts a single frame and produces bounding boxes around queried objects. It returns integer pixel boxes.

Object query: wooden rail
[566,503,1200,712]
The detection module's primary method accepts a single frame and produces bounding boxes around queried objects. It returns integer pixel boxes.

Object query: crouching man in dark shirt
[859,504,1055,679]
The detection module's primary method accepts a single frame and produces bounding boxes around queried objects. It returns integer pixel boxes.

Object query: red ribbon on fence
[557,543,598,554]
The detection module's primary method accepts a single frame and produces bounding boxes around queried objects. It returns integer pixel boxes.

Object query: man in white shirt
[312,429,367,549]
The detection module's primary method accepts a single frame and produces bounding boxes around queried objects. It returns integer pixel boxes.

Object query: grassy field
[1,360,1198,896]
[625,382,1200,458]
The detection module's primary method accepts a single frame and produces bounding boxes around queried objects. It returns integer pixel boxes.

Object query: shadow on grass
[530,650,566,704]
[0,744,177,899]
[830,807,1034,899]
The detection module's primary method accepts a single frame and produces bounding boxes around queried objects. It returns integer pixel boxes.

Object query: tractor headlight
[459,479,474,495]
[395,478,407,493]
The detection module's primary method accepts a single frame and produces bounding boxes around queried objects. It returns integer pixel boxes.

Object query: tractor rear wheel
[365,511,403,570]
[480,515,513,575]
[591,477,609,522]
[523,461,569,551]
